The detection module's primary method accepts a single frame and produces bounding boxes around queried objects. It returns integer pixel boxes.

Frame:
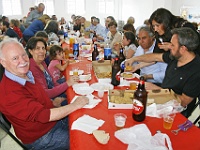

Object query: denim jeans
[24,117,69,150]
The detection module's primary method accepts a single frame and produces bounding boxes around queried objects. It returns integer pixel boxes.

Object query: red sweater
[29,58,68,98]
[0,75,56,144]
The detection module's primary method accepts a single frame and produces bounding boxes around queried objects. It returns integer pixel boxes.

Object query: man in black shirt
[126,27,200,117]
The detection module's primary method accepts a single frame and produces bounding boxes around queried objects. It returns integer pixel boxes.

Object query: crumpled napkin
[71,115,104,134]
[115,124,173,150]
[146,100,184,118]
[71,94,101,109]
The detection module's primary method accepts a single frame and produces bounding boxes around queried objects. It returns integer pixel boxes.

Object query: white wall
[0,0,199,28]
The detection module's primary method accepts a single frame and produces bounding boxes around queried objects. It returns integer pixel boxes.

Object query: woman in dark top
[149,8,200,55]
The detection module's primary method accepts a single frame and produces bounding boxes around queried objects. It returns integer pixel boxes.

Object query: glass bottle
[104,37,112,60]
[132,76,147,122]
[111,58,120,86]
[92,44,99,61]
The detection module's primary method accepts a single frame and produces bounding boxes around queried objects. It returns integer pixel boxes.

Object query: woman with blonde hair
[23,14,50,42]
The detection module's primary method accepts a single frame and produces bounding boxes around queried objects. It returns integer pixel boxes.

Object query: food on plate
[125,65,132,71]
[110,95,132,104]
[124,92,134,98]
[96,72,111,78]
[122,72,133,78]
[93,130,110,144]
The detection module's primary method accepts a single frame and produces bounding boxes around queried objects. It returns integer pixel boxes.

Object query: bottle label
[115,71,121,81]
[104,48,111,58]
[133,99,144,115]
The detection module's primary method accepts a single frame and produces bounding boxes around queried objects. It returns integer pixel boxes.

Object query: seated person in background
[134,26,167,86]
[123,23,136,35]
[107,21,122,55]
[10,19,23,39]
[27,37,78,104]
[44,20,65,45]
[26,3,45,25]
[23,14,50,43]
[80,16,91,37]
[125,27,200,118]
[48,45,69,84]
[73,16,82,32]
[2,21,19,39]
[85,16,96,38]
[91,18,105,42]
[0,38,89,150]
[122,31,137,59]
[35,31,51,65]
[95,16,115,42]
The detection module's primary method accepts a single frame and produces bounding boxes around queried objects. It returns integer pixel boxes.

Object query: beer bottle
[92,44,99,61]
[111,58,120,86]
[132,76,147,122]
[118,48,125,65]
[92,31,97,44]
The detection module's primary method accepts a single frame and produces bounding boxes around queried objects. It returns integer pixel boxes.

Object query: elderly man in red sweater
[0,38,89,149]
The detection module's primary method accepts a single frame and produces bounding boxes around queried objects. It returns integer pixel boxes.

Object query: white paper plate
[74,86,94,95]
[121,72,140,79]
[72,83,89,91]
[90,83,114,92]
[79,74,91,82]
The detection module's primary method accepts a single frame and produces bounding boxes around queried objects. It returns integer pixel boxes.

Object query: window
[35,0,55,15]
[65,0,85,15]
[2,0,22,15]
[98,0,114,14]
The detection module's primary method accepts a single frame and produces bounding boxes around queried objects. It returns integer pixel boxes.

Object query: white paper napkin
[71,115,105,134]
[146,100,183,118]
[115,124,173,150]
[69,70,84,75]
[71,95,101,108]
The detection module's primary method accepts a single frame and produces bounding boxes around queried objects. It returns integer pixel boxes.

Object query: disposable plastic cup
[114,113,127,130]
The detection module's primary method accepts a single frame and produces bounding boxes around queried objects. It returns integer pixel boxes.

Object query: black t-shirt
[162,51,200,98]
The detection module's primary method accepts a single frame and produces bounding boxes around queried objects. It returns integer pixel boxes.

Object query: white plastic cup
[98,86,104,98]
[114,113,127,130]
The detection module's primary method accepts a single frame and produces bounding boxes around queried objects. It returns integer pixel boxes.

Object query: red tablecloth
[65,58,200,150]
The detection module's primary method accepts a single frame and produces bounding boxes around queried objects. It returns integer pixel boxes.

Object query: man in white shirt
[135,26,167,85]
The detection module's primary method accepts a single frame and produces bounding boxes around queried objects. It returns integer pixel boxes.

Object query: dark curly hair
[49,45,63,60]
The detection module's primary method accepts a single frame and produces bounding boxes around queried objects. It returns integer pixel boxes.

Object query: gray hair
[137,25,154,37]
[0,38,23,59]
[171,27,199,52]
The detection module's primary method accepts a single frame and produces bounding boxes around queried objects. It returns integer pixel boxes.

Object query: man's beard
[169,50,181,60]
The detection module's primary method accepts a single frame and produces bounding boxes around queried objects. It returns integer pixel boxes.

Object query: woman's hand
[158,42,171,51]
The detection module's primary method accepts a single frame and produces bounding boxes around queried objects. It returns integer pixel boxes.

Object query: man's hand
[52,97,66,107]
[66,76,79,86]
[72,96,89,109]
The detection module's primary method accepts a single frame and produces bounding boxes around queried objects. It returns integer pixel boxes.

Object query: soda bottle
[73,43,79,60]
[92,44,99,61]
[132,76,147,122]
[104,37,111,60]
[111,58,120,86]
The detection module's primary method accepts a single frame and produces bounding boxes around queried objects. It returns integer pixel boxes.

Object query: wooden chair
[0,112,28,150]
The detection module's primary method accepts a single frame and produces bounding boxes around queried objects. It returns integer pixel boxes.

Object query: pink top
[48,59,62,81]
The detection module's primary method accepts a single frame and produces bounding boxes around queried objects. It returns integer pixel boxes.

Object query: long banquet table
[65,57,200,150]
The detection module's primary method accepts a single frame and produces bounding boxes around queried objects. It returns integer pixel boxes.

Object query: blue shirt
[23,20,44,37]
[135,40,167,84]
[5,70,35,86]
